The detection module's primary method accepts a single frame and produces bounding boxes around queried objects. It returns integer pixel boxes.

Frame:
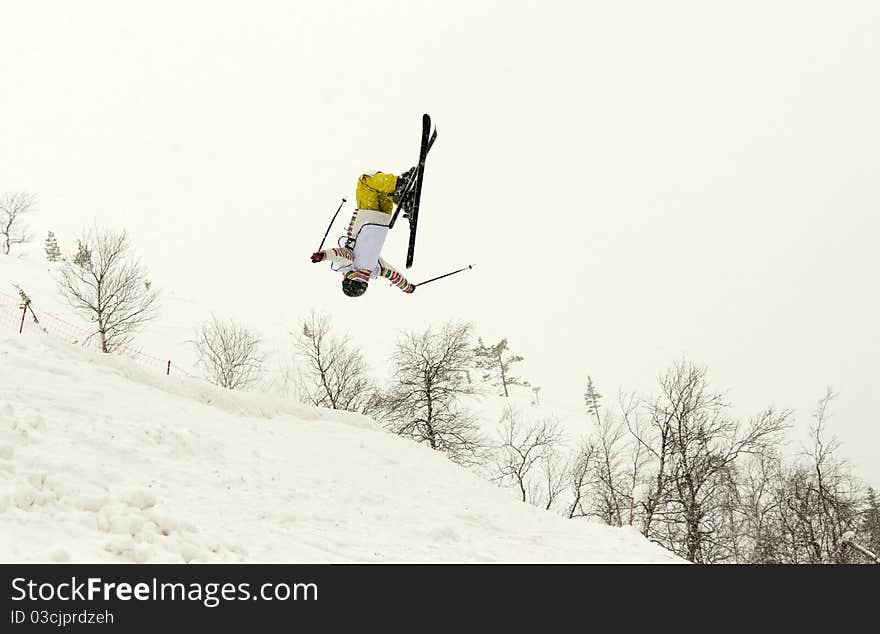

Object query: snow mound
[0,330,679,562]
[0,252,679,562]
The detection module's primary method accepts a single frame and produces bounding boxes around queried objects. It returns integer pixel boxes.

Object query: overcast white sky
[1,1,877,484]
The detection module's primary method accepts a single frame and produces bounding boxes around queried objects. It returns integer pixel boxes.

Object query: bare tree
[566,441,597,519]
[58,226,159,353]
[567,380,648,526]
[380,321,488,467]
[493,405,564,504]
[571,369,871,564]
[803,390,856,560]
[734,450,787,563]
[627,361,790,562]
[191,316,264,390]
[294,311,375,413]
[538,451,570,512]
[592,416,631,526]
[770,390,864,563]
[584,380,631,526]
[618,391,648,527]
[0,191,35,255]
[626,388,673,542]
[275,359,296,399]
[861,489,880,560]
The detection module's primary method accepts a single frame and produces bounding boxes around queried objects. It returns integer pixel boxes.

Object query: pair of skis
[319,114,467,287]
[392,120,475,288]
[390,113,437,268]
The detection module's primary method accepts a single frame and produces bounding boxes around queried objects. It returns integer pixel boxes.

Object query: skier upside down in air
[310,169,417,298]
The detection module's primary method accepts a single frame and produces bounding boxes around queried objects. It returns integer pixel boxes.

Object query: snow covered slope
[0,254,678,562]
[0,328,679,563]
[1,253,211,379]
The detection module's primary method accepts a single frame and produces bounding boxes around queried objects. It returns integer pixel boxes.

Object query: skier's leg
[391,166,416,206]
[356,172,398,214]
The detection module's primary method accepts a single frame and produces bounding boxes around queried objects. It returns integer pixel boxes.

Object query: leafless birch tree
[58,226,159,353]
[628,361,790,562]
[1,191,34,255]
[584,380,645,526]
[566,441,597,519]
[294,311,375,413]
[192,316,264,390]
[770,390,864,563]
[493,405,564,504]
[380,321,488,467]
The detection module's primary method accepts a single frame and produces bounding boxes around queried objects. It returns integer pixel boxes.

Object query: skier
[310,169,417,297]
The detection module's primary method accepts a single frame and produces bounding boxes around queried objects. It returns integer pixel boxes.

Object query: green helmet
[342,278,368,298]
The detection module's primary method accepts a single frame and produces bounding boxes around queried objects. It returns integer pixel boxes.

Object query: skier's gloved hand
[310,251,325,263]
[404,284,416,294]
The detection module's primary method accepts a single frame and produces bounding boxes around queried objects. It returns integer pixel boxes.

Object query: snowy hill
[0,331,680,563]
[1,253,212,379]
[0,258,679,563]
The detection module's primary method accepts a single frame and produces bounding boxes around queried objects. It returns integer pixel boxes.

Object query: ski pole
[415,264,475,288]
[317,198,347,252]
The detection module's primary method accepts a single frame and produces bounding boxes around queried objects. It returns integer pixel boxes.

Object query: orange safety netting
[0,291,196,380]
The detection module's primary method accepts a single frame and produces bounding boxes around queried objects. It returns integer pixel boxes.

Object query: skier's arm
[311,247,353,266]
[379,262,416,293]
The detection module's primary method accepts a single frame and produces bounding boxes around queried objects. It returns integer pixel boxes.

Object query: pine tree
[862,488,880,556]
[72,239,92,268]
[44,231,62,262]
[584,375,602,425]
[474,337,528,397]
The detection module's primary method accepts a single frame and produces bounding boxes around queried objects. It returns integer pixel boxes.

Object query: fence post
[19,303,27,334]
[166,360,171,376]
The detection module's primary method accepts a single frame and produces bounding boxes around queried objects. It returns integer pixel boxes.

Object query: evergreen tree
[72,239,92,268]
[584,375,602,425]
[44,231,62,261]
[862,488,880,556]
[474,337,528,397]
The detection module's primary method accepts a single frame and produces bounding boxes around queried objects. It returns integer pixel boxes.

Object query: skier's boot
[392,167,417,212]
